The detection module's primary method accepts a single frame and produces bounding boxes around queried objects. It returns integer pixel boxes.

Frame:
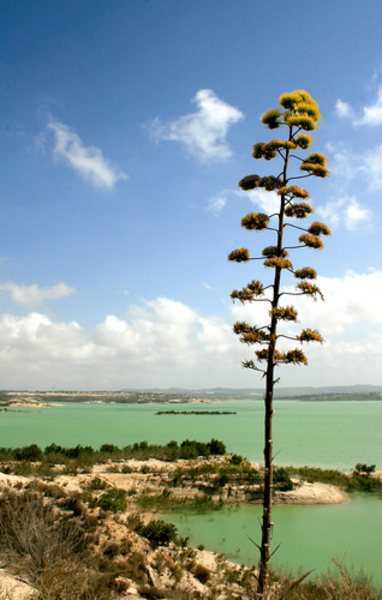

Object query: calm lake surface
[1,399,382,582]
[2,399,381,470]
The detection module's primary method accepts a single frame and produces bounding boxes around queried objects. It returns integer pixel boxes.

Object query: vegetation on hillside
[0,481,381,599]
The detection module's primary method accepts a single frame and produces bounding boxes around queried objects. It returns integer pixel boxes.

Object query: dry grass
[0,486,119,599]
[1,483,381,600]
[264,556,382,600]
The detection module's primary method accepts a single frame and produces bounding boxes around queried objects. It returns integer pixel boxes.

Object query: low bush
[13,443,43,461]
[0,488,91,580]
[97,487,127,512]
[136,518,179,548]
[286,463,382,495]
[85,476,110,491]
[274,466,294,492]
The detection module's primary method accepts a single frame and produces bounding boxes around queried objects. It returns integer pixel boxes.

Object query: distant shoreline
[1,389,382,409]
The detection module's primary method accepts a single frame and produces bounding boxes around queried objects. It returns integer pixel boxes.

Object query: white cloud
[335,87,382,126]
[344,199,372,229]
[284,269,382,337]
[335,99,353,119]
[48,118,127,190]
[245,189,280,215]
[0,281,77,308]
[206,187,280,216]
[327,143,382,191]
[1,275,382,389]
[356,86,382,126]
[206,192,228,214]
[363,145,382,190]
[317,196,371,230]
[147,89,244,162]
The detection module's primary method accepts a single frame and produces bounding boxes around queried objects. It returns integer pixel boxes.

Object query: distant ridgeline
[0,387,382,406]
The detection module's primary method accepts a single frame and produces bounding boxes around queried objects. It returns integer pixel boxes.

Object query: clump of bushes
[97,487,127,512]
[349,463,382,493]
[274,467,294,492]
[137,519,179,548]
[128,513,187,549]
[286,463,382,495]
[0,438,228,477]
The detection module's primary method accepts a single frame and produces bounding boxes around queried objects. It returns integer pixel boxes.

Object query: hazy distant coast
[1,385,382,410]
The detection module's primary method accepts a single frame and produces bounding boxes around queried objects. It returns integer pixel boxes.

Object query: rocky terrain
[0,454,349,600]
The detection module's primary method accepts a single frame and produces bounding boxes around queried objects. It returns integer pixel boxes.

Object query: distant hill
[127,384,382,400]
[2,385,382,405]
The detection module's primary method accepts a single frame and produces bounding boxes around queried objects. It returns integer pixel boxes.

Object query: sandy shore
[0,458,347,506]
[0,456,350,506]
[276,480,348,504]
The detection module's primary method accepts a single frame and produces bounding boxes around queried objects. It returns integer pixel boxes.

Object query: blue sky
[1,0,382,390]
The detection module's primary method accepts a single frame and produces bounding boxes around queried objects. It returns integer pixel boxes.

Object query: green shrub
[99,443,119,453]
[230,453,243,465]
[86,477,110,491]
[13,444,43,461]
[137,519,178,548]
[274,466,294,492]
[97,488,127,512]
[207,438,226,455]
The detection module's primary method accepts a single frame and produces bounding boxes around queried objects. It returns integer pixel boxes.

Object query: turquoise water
[164,495,382,584]
[1,400,381,470]
[1,399,382,583]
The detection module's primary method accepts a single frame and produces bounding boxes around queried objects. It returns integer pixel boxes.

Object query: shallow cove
[164,494,382,585]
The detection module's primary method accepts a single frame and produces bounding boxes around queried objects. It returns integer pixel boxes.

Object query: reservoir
[1,399,382,582]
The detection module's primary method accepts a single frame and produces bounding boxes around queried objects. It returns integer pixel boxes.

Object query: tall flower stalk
[228,90,330,597]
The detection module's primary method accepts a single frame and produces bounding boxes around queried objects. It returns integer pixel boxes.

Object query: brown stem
[257,127,291,597]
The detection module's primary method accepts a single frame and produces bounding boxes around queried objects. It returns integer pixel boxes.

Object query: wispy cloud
[362,144,382,190]
[317,196,372,230]
[335,99,354,119]
[48,118,127,190]
[206,192,228,214]
[0,281,77,308]
[327,143,382,191]
[147,89,244,162]
[335,87,382,126]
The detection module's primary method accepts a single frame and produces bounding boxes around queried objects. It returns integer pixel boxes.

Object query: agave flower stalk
[228,90,330,597]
